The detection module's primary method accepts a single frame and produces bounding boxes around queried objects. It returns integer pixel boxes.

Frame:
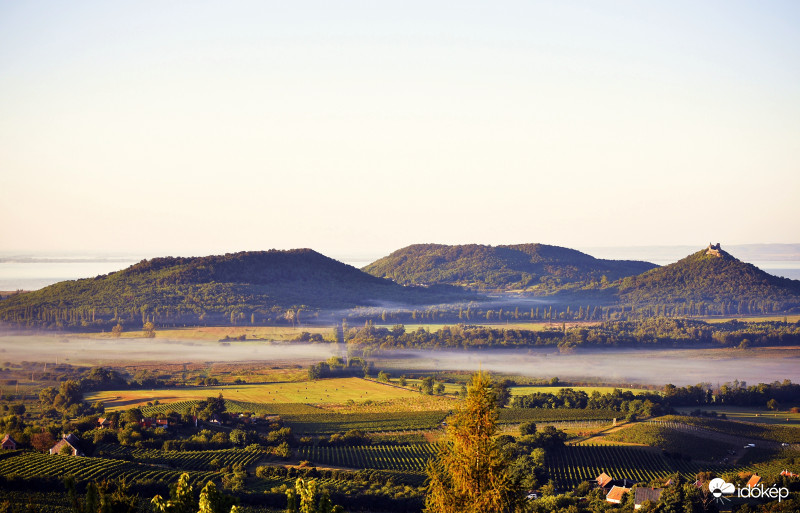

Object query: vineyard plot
[0,452,216,486]
[285,411,448,434]
[499,408,619,424]
[297,444,437,472]
[95,445,265,471]
[546,445,738,489]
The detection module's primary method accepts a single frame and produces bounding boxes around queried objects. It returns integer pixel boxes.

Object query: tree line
[344,317,800,352]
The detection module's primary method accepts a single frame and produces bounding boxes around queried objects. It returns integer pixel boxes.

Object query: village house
[596,472,613,489]
[97,417,112,428]
[606,485,631,504]
[746,474,761,488]
[634,488,663,510]
[596,472,636,492]
[1,434,17,450]
[49,434,84,456]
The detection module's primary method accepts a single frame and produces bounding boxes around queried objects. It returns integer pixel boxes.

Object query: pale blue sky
[1,1,798,257]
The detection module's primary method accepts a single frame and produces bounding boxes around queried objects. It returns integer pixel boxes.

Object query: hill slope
[0,249,466,330]
[617,244,800,310]
[363,243,657,290]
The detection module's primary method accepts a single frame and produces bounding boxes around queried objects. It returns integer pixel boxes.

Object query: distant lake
[0,246,798,291]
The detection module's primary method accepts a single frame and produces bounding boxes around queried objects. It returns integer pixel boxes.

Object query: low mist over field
[0,335,338,366]
[374,347,800,386]
[1,333,799,387]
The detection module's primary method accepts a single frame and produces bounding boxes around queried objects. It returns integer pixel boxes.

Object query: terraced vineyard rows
[499,408,619,424]
[0,491,73,513]
[95,445,265,470]
[546,445,737,489]
[140,399,322,417]
[284,411,448,434]
[297,444,437,472]
[0,452,217,485]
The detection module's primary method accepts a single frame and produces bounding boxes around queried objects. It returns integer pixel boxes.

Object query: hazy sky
[2,1,798,258]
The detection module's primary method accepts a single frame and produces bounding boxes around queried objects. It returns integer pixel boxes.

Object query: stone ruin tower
[705,243,722,257]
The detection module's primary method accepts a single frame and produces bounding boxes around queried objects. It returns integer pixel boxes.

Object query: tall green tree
[424,372,518,513]
[285,478,344,513]
[152,473,239,513]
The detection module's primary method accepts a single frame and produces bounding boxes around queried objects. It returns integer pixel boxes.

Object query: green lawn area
[85,377,419,411]
[674,406,800,427]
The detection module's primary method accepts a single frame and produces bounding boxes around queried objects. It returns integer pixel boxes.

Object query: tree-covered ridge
[362,243,657,290]
[617,247,800,309]
[0,249,469,329]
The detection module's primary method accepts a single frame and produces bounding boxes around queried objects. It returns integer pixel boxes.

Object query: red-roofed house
[1,434,17,450]
[746,475,761,488]
[49,434,84,456]
[634,488,663,510]
[597,472,613,488]
[606,485,631,504]
[780,470,798,478]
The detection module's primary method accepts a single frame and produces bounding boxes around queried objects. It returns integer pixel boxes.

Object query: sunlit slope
[84,377,425,410]
[617,246,800,309]
[363,243,657,290]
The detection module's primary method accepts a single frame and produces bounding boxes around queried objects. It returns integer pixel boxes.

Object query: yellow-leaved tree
[424,372,519,513]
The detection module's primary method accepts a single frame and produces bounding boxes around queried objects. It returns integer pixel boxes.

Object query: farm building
[596,472,613,489]
[1,434,17,450]
[606,485,631,504]
[140,417,170,429]
[97,418,112,428]
[49,434,84,456]
[634,488,663,510]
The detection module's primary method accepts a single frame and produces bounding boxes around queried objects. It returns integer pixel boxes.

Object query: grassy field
[85,377,420,411]
[674,406,800,427]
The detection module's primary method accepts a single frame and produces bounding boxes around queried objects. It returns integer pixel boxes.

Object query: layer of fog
[372,347,800,387]
[0,336,338,366]
[1,334,798,387]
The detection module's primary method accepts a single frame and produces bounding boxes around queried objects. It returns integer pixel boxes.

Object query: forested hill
[617,246,800,311]
[0,249,468,330]
[363,243,657,290]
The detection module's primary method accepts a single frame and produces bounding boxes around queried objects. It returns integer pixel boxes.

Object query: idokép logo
[708,477,789,503]
[708,478,735,503]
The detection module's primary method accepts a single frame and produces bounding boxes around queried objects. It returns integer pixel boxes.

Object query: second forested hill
[363,243,657,290]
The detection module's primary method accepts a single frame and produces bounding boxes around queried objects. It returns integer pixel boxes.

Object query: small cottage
[1,434,17,450]
[746,475,761,488]
[49,434,84,456]
[596,472,613,489]
[606,485,631,504]
[634,488,663,510]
